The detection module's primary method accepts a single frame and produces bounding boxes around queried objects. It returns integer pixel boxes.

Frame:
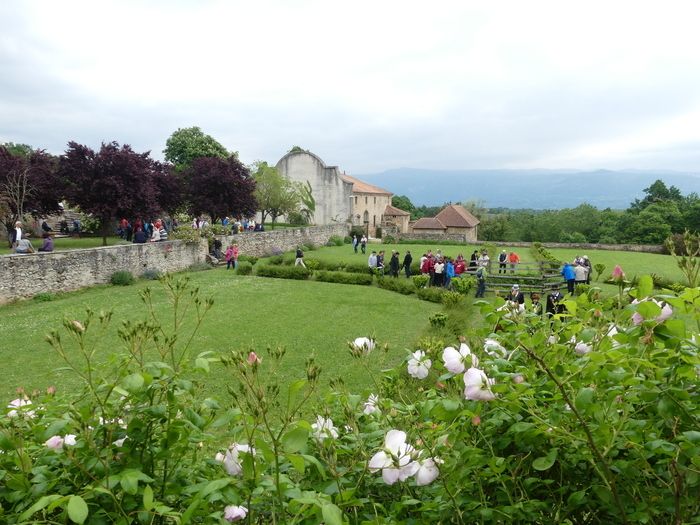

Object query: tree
[296,180,315,225]
[629,179,683,212]
[59,142,162,245]
[0,145,62,245]
[185,156,257,223]
[392,195,415,216]
[252,162,299,228]
[152,161,184,216]
[163,127,229,171]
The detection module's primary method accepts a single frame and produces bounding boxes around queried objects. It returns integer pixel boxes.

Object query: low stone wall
[399,233,469,243]
[215,224,348,257]
[470,241,666,254]
[0,240,207,303]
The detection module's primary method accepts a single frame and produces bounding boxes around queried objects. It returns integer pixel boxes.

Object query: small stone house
[342,174,409,236]
[410,204,479,241]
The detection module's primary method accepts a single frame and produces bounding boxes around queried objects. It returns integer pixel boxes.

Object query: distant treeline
[393,179,700,244]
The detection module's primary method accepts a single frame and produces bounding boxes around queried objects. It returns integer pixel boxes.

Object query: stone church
[275,150,409,236]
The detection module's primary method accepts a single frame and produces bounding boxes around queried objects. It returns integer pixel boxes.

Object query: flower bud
[71,320,85,333]
[471,415,481,426]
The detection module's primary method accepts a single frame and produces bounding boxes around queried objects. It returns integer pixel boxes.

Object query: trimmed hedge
[376,277,415,295]
[238,254,258,266]
[416,286,446,303]
[315,271,374,286]
[235,261,253,275]
[255,264,311,280]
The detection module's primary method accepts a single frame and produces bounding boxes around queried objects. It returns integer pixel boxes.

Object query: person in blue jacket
[561,262,576,294]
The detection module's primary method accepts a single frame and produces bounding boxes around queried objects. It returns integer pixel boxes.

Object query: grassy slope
[0,269,439,403]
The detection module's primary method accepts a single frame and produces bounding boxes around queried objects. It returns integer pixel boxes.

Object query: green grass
[0,269,440,404]
[309,242,685,281]
[0,235,129,255]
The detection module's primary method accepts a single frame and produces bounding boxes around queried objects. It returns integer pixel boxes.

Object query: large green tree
[391,195,415,216]
[252,162,299,228]
[163,127,229,171]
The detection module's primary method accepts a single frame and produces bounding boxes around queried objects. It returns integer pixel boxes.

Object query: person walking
[360,235,367,254]
[498,250,507,274]
[475,264,487,297]
[352,235,358,253]
[561,262,576,294]
[389,251,400,278]
[295,246,306,268]
[508,251,520,274]
[402,250,413,278]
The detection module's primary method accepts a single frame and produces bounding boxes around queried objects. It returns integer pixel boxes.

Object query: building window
[374,197,376,204]
[363,210,369,223]
[354,196,357,205]
[373,215,376,226]
[365,196,368,204]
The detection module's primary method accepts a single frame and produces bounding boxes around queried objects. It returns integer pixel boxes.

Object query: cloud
[2,0,700,172]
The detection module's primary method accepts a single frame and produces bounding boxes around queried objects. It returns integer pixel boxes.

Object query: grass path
[0,269,440,404]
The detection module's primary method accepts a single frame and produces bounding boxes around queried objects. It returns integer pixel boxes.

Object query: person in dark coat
[402,250,413,278]
[546,286,564,317]
[389,251,400,278]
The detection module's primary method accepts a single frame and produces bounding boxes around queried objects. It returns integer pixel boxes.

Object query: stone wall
[399,232,470,243]
[0,240,208,303]
[215,224,348,257]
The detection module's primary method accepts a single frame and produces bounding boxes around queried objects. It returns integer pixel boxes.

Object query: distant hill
[354,168,700,209]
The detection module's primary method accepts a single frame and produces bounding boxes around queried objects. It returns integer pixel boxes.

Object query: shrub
[376,277,415,295]
[235,261,253,275]
[383,235,395,244]
[110,270,134,286]
[349,225,366,239]
[328,235,345,246]
[343,236,352,244]
[442,290,464,308]
[33,292,55,302]
[429,312,448,328]
[304,258,321,271]
[266,255,285,265]
[412,274,429,288]
[342,260,372,274]
[416,286,446,303]
[141,268,162,280]
[314,271,373,286]
[254,264,311,280]
[451,276,475,295]
[238,254,258,266]
[187,262,213,272]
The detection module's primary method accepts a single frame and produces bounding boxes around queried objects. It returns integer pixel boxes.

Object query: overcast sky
[2,0,700,174]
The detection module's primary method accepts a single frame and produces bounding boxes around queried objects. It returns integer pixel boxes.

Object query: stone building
[410,204,480,241]
[275,150,353,226]
[275,150,409,236]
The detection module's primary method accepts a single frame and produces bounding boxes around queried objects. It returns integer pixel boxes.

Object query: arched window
[363,210,369,223]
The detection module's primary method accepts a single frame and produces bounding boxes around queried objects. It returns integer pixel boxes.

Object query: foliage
[416,286,446,303]
[33,292,56,302]
[0,145,62,239]
[315,270,374,286]
[327,235,345,246]
[254,264,311,280]
[238,254,258,266]
[296,180,316,225]
[252,161,299,227]
[429,312,448,328]
[593,262,607,281]
[382,235,395,244]
[109,270,134,286]
[376,276,415,295]
[391,195,415,216]
[441,290,464,307]
[665,230,700,287]
[140,268,161,280]
[450,275,475,294]
[184,156,257,223]
[58,142,165,245]
[412,274,429,288]
[235,261,253,275]
[163,126,229,171]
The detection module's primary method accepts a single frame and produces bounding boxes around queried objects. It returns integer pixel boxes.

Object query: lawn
[0,235,129,255]
[306,242,687,283]
[0,269,440,405]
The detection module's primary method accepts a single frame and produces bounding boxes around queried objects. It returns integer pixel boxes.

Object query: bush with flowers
[1,273,699,524]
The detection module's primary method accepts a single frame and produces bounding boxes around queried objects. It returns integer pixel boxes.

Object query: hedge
[314,271,374,286]
[254,265,311,280]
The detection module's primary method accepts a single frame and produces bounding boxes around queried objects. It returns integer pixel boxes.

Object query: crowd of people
[117,217,173,244]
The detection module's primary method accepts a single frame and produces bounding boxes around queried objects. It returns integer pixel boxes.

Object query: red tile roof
[384,204,410,216]
[434,205,480,228]
[341,174,392,195]
[412,217,446,230]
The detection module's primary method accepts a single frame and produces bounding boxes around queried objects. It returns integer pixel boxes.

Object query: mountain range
[355,168,700,210]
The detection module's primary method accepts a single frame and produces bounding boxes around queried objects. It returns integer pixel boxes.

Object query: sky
[2,0,700,174]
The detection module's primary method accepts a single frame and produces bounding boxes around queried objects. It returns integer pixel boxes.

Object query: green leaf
[562,300,577,315]
[67,495,89,524]
[201,478,231,497]
[194,357,210,373]
[637,275,654,298]
[636,300,660,320]
[143,485,154,511]
[532,448,558,471]
[19,495,63,521]
[42,419,70,441]
[322,502,344,525]
[287,379,307,409]
[122,373,145,393]
[282,425,309,453]
[287,453,305,475]
[575,387,595,411]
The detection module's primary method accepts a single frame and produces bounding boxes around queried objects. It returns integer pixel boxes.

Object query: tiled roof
[434,205,480,228]
[341,174,392,195]
[412,217,446,230]
[384,204,410,216]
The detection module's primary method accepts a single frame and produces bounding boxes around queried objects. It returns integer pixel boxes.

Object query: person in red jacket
[508,251,520,274]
